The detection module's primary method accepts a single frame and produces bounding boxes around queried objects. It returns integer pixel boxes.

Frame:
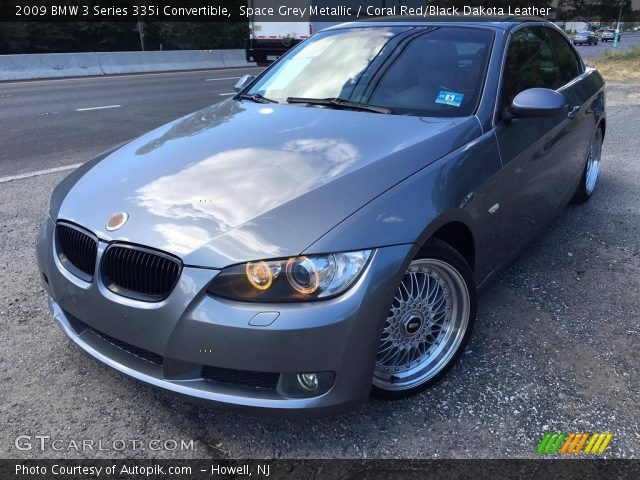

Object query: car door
[490,25,585,260]
[545,27,595,185]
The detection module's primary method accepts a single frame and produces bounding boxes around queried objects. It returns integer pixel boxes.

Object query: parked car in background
[601,29,619,42]
[37,18,606,415]
[573,31,599,45]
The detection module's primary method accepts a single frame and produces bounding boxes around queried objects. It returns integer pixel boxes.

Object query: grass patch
[588,45,640,83]
[600,44,640,60]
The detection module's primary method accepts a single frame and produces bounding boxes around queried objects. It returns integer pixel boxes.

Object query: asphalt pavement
[575,32,640,59]
[0,66,263,178]
[0,69,639,460]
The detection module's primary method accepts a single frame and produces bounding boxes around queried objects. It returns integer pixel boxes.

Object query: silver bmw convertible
[36,18,605,415]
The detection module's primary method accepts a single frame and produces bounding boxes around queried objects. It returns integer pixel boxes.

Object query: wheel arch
[423,222,475,272]
[415,214,477,273]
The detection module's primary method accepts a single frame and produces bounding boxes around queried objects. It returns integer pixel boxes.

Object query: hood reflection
[152,223,214,255]
[134,140,360,234]
[135,101,240,155]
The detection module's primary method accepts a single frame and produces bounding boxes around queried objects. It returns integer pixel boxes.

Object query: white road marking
[0,163,82,184]
[76,104,121,111]
[205,76,241,81]
[0,67,264,86]
[219,92,235,96]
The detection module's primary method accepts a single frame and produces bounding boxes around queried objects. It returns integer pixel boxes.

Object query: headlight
[207,250,373,301]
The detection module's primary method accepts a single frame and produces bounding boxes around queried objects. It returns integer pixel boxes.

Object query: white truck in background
[245,0,425,65]
[245,21,316,65]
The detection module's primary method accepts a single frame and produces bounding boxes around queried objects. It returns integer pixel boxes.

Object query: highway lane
[576,32,640,59]
[0,66,263,178]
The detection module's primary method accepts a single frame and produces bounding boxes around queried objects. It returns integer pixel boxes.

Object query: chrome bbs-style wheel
[585,127,602,195]
[373,252,473,395]
[573,126,604,204]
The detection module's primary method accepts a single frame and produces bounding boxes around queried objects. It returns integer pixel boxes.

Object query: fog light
[278,371,334,398]
[297,373,319,391]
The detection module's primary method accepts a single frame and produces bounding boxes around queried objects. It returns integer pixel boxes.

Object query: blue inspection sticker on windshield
[436,90,464,107]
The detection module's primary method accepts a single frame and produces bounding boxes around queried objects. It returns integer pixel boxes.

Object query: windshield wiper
[236,92,278,104]
[286,97,391,114]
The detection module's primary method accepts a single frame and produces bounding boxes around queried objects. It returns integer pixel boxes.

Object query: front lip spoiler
[48,297,353,415]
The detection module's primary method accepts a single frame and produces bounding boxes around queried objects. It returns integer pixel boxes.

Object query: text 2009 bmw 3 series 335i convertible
[36,18,605,415]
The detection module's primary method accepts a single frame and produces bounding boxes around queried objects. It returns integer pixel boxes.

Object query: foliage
[556,0,636,21]
[0,22,248,54]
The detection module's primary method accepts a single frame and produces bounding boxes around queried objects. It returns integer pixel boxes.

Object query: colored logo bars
[537,432,613,455]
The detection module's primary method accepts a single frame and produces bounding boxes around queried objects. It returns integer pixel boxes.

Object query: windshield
[247,26,493,117]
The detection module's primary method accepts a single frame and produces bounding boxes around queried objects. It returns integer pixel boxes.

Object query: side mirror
[233,74,256,92]
[504,88,568,120]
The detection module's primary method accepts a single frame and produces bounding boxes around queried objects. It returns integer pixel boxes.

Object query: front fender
[304,130,504,283]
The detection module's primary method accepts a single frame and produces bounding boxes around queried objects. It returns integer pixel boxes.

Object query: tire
[572,126,603,204]
[254,55,269,67]
[371,238,477,400]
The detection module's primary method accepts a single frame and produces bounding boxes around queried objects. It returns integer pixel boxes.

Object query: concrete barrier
[0,52,103,80]
[0,49,253,81]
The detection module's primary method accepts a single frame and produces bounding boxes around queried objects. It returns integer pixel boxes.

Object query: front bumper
[36,217,411,415]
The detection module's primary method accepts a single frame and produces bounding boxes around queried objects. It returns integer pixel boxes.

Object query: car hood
[56,100,480,268]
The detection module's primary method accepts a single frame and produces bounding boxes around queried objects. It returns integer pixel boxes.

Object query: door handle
[567,106,580,119]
